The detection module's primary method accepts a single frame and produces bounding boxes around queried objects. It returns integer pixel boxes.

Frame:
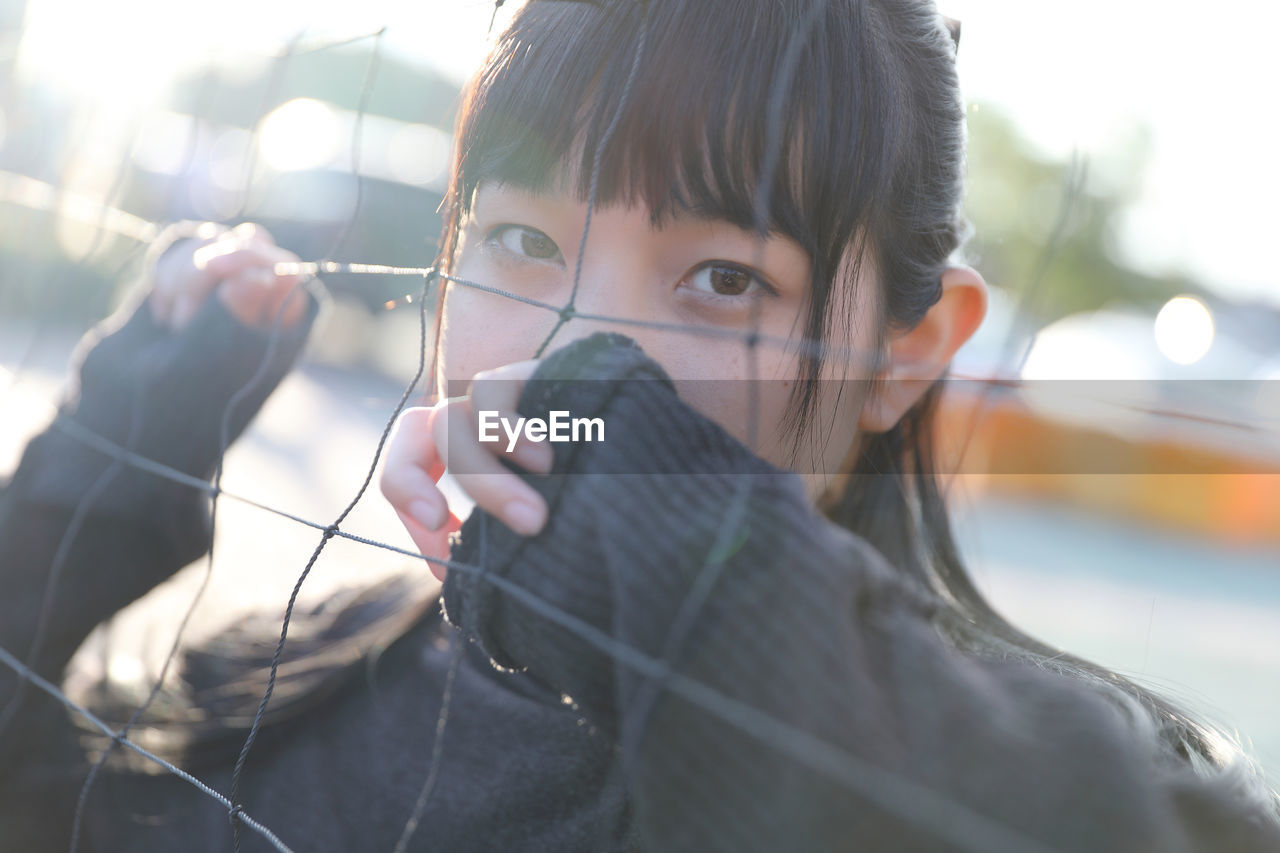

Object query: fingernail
[503,500,544,536]
[408,499,444,530]
[513,440,554,473]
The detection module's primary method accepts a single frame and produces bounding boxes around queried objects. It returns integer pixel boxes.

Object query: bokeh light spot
[1154,296,1215,366]
[259,98,340,172]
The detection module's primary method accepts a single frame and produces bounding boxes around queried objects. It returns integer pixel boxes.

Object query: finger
[384,404,462,581]
[216,245,310,329]
[218,268,308,329]
[470,360,552,474]
[149,226,231,328]
[193,243,286,281]
[381,407,449,531]
[192,221,287,279]
[435,397,548,536]
[394,507,462,583]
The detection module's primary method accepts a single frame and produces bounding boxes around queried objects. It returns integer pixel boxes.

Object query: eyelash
[680,262,779,304]
[480,223,780,304]
[481,224,564,266]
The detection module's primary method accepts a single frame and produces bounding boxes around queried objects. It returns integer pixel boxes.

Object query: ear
[857,265,988,433]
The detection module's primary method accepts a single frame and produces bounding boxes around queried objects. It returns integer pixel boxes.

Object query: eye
[488,225,563,263]
[683,263,776,299]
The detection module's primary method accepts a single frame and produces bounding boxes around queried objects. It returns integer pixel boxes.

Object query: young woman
[2,1,1278,850]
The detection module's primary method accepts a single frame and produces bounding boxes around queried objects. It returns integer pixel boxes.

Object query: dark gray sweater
[3,284,1280,852]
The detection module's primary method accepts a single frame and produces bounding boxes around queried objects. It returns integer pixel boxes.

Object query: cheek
[668,345,804,465]
[437,287,554,394]
[708,357,866,479]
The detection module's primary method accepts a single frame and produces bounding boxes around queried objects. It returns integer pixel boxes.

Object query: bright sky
[947,0,1280,306]
[12,0,1279,306]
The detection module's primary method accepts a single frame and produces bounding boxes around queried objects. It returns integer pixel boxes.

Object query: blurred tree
[963,103,1207,324]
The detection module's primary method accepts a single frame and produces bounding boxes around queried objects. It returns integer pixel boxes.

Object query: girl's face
[438,181,880,498]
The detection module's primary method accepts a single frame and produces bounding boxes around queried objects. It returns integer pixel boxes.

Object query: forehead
[469,180,812,265]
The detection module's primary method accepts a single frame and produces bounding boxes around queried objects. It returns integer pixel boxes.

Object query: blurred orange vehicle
[938,295,1280,546]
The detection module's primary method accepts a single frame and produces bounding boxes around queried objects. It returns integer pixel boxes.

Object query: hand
[381,360,555,582]
[148,222,310,332]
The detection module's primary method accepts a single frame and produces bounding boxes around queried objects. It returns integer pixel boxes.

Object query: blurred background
[1,0,1278,790]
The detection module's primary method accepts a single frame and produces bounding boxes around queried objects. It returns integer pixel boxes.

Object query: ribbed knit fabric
[4,304,1280,851]
[443,332,1280,852]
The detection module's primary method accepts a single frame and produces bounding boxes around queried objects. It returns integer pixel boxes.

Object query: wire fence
[1,1,1278,852]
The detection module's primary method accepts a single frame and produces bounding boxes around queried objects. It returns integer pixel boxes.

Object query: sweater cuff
[441,333,667,668]
[11,287,319,525]
[440,331,783,670]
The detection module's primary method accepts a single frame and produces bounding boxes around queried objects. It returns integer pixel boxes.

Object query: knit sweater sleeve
[0,258,317,774]
[441,332,1280,852]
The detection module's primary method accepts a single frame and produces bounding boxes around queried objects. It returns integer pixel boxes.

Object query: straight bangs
[444,0,912,317]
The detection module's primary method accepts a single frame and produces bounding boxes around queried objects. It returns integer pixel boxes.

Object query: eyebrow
[477,179,802,255]
[646,195,758,232]
[649,199,805,255]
